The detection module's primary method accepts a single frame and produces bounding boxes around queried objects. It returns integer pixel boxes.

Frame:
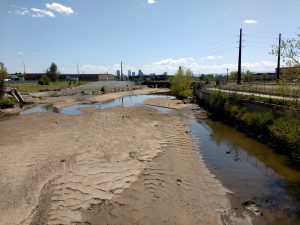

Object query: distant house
[253,73,277,81]
[24,73,45,81]
[8,75,22,81]
[276,67,300,81]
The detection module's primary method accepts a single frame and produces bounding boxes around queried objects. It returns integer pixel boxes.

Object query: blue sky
[0,0,300,75]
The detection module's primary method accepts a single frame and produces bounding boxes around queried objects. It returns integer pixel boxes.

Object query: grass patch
[269,111,300,162]
[0,97,18,109]
[8,81,86,93]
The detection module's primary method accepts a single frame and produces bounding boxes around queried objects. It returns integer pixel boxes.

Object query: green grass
[269,112,300,162]
[8,81,86,93]
[219,83,300,98]
[207,91,300,165]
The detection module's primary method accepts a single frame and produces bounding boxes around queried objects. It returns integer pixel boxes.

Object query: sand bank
[0,99,250,224]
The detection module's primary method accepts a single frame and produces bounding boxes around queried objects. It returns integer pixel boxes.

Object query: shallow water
[21,104,54,115]
[21,94,300,224]
[189,118,300,224]
[21,95,175,115]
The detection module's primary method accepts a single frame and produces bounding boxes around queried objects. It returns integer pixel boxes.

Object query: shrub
[101,86,107,94]
[0,97,18,109]
[38,75,51,85]
[179,89,192,99]
[269,112,300,161]
[0,79,5,99]
[209,91,228,115]
[242,111,274,133]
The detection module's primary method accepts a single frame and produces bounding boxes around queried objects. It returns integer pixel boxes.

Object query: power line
[244,34,277,40]
[177,35,238,57]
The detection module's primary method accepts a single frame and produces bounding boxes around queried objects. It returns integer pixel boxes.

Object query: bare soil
[0,91,251,225]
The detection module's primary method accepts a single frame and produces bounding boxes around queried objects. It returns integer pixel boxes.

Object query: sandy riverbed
[0,91,251,225]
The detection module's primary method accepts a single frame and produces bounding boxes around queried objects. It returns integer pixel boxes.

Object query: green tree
[242,70,254,81]
[229,71,238,81]
[0,62,7,99]
[38,75,51,85]
[271,30,300,82]
[170,67,194,99]
[0,62,8,80]
[272,33,300,67]
[46,63,60,82]
[0,79,5,99]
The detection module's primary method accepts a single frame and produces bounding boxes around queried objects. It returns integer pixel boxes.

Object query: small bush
[242,111,274,133]
[101,86,106,94]
[38,75,51,85]
[0,97,18,109]
[269,112,300,161]
[178,89,192,99]
[209,91,228,115]
[0,79,5,99]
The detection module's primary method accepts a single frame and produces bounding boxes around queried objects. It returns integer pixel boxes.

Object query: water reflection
[190,118,300,223]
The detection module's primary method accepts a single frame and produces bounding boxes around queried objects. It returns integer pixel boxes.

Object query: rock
[176,179,182,185]
[242,200,261,216]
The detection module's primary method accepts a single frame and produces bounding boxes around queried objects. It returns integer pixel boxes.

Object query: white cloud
[148,0,156,5]
[46,3,74,15]
[12,7,29,16]
[141,58,276,74]
[31,8,55,18]
[61,58,276,75]
[244,19,258,24]
[18,51,24,55]
[206,55,223,60]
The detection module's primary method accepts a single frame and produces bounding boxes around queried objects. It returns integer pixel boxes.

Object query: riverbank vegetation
[170,67,193,99]
[0,97,18,109]
[0,63,18,109]
[208,91,300,165]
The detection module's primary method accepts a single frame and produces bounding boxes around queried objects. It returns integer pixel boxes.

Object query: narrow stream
[189,118,300,224]
[21,94,300,224]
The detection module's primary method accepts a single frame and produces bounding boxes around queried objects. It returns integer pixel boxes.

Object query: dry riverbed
[0,90,251,225]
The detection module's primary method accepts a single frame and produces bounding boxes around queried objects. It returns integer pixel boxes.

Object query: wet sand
[0,95,251,225]
[144,97,194,109]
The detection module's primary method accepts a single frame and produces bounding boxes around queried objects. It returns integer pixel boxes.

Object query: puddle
[21,104,54,115]
[21,95,176,115]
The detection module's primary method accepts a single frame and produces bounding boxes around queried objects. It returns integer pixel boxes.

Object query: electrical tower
[276,33,281,81]
[237,28,242,85]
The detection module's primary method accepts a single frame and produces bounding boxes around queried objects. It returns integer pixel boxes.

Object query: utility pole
[237,28,242,85]
[227,68,229,82]
[23,62,26,75]
[276,33,282,81]
[77,62,80,75]
[121,61,123,81]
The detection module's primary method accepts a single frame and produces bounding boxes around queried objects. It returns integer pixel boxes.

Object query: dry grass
[7,81,86,93]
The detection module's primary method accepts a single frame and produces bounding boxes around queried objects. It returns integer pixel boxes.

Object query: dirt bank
[0,102,250,224]
[144,97,194,109]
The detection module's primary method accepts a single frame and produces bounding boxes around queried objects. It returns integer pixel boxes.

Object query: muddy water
[21,95,300,224]
[189,118,300,224]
